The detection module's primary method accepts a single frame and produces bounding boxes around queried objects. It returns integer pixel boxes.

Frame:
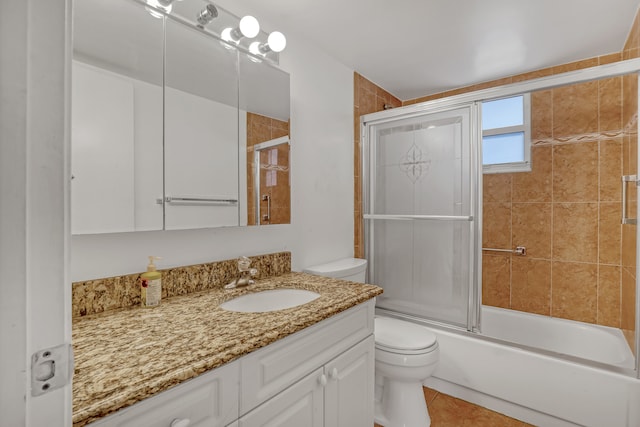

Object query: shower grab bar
[622,175,638,225]
[363,214,473,221]
[160,196,238,205]
[482,246,527,256]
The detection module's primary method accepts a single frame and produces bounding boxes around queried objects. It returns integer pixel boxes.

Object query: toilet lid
[374,316,437,351]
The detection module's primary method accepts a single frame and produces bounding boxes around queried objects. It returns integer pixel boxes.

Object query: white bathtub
[382,306,640,427]
[481,306,636,369]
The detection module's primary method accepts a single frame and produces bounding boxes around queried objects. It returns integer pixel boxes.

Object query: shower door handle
[262,194,271,222]
[622,175,638,225]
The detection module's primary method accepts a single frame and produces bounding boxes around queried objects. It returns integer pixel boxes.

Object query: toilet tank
[303,258,367,283]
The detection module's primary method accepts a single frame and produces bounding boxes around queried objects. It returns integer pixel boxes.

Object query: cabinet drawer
[89,361,239,427]
[240,300,374,414]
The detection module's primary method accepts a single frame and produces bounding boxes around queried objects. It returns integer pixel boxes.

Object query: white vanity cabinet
[87,300,375,427]
[238,300,375,427]
[238,336,374,427]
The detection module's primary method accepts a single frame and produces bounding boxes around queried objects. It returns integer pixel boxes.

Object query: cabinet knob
[329,368,339,380]
[318,374,327,387]
[170,419,191,427]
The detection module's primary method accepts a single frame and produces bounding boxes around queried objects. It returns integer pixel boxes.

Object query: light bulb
[267,31,286,52]
[239,15,260,38]
[249,41,261,56]
[248,42,263,63]
[220,28,237,50]
[221,28,233,41]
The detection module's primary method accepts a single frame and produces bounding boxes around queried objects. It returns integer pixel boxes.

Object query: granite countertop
[72,272,383,427]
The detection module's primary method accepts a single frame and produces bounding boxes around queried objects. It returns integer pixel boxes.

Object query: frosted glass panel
[366,105,475,328]
[373,220,470,327]
[373,112,470,217]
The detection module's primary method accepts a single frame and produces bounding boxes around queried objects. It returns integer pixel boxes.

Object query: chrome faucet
[225,256,258,289]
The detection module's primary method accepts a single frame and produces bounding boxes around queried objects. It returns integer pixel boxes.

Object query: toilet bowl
[374,315,439,427]
[304,258,440,427]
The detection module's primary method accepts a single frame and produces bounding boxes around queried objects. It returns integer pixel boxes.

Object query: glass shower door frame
[362,102,482,332]
[362,58,640,377]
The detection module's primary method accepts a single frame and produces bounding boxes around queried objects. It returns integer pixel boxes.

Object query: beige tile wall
[246,112,290,225]
[479,82,626,326]
[353,10,639,343]
[480,75,635,328]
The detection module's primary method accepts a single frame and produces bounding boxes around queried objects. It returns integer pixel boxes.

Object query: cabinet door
[324,336,375,427]
[238,368,324,427]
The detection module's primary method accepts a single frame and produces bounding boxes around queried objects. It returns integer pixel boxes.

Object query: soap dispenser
[141,256,162,308]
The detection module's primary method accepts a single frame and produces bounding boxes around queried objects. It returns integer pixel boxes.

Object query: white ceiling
[217,0,640,100]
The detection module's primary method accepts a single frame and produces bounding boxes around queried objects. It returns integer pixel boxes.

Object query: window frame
[481,93,531,174]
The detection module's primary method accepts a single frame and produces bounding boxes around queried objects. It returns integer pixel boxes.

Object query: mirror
[71,0,164,233]
[164,19,240,229]
[71,0,291,234]
[239,54,291,225]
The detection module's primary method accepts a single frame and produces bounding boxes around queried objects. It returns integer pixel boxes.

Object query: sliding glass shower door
[363,104,479,329]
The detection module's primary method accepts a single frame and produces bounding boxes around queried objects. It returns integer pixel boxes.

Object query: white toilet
[304,258,439,427]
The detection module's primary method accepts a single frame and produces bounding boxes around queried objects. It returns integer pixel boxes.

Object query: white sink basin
[219,289,321,313]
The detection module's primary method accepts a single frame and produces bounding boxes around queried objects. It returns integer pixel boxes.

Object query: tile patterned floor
[374,387,535,427]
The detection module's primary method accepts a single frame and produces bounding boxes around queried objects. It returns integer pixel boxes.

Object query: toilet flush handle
[329,367,339,380]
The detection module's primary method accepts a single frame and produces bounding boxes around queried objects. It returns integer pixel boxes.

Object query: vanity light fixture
[196,4,218,27]
[249,31,287,56]
[221,15,260,44]
[146,0,173,18]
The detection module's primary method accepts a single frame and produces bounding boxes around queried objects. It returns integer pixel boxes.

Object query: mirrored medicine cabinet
[71,0,290,234]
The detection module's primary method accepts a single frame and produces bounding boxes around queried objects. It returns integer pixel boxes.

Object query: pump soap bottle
[141,256,162,307]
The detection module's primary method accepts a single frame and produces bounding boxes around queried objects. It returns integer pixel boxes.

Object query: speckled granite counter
[72,272,382,427]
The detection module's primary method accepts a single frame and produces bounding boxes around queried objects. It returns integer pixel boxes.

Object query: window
[481,94,531,173]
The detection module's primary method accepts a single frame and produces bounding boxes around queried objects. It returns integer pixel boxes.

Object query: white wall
[71,27,355,281]
[1,0,71,424]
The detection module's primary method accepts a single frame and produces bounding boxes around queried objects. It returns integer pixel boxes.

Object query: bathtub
[380,305,640,427]
[481,306,636,369]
